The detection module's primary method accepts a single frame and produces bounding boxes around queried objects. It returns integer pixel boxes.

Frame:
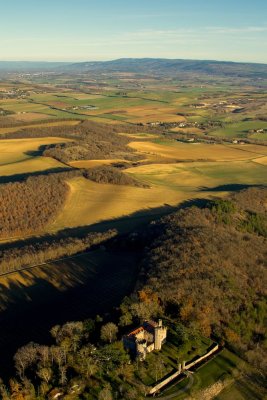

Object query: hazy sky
[1,0,267,62]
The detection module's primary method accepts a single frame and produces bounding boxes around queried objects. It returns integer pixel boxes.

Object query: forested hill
[1,58,267,78]
[65,58,267,78]
[137,187,267,370]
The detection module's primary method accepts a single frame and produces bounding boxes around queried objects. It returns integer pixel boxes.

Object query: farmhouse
[123,319,167,360]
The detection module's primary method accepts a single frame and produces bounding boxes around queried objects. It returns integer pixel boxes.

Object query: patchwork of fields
[1,81,267,138]
[48,139,267,233]
[0,75,266,396]
[0,133,266,237]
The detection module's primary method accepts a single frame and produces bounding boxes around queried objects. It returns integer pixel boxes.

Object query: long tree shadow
[0,199,208,252]
[0,245,142,380]
[0,166,74,184]
[198,183,266,192]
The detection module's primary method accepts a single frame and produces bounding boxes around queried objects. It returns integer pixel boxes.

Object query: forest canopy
[134,188,267,370]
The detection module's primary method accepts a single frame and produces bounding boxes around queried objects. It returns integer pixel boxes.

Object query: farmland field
[0,137,71,176]
[52,137,267,232]
[0,134,266,236]
[48,176,192,233]
[128,140,267,162]
[0,74,266,393]
[0,119,80,135]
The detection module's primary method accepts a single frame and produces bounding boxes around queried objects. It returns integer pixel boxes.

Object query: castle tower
[154,319,167,350]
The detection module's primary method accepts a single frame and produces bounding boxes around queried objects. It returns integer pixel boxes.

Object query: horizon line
[0,57,267,66]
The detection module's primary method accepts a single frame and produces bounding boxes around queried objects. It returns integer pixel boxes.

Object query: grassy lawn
[136,321,212,388]
[158,349,252,400]
[215,378,266,400]
[157,348,266,400]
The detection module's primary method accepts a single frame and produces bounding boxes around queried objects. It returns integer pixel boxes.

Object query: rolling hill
[1,58,267,78]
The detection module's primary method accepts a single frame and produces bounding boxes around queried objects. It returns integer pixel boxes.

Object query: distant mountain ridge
[0,58,267,78]
[66,58,267,77]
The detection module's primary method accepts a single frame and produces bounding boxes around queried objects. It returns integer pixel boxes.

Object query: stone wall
[149,365,182,395]
[148,343,219,395]
[184,344,219,370]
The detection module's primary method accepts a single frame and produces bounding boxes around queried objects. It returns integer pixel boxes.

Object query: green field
[158,349,265,400]
[1,78,267,135]
[212,120,267,139]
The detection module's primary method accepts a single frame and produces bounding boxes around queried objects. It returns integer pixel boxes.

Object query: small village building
[123,320,167,360]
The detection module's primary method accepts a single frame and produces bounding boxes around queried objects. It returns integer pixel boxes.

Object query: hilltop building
[123,319,167,360]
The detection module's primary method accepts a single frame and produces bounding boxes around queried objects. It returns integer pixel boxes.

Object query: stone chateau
[123,319,167,360]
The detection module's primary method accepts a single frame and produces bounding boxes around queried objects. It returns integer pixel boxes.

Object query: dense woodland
[131,188,267,371]
[0,171,79,238]
[0,188,266,399]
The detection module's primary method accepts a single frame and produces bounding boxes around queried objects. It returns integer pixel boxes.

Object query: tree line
[0,165,148,240]
[0,229,117,275]
[84,166,149,188]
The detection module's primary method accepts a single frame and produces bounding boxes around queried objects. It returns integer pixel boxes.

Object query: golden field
[0,120,80,135]
[0,137,71,175]
[48,176,196,233]
[128,140,267,162]
[0,133,266,240]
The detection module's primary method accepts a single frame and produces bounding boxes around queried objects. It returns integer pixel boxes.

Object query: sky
[1,0,267,63]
